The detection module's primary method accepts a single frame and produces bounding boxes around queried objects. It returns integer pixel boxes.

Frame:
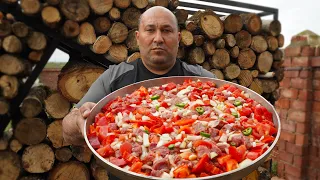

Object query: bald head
[138,6,179,31]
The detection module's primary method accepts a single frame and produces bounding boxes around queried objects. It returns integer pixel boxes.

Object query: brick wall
[275,33,320,180]
[38,68,61,90]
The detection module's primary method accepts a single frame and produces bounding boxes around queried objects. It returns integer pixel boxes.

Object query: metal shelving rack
[0,0,278,136]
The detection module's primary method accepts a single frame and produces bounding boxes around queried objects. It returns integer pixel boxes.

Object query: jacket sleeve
[200,67,217,79]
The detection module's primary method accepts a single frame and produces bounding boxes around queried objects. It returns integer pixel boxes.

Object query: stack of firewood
[0,10,48,117]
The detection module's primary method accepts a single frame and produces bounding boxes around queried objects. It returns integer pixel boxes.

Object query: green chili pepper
[200,132,211,138]
[232,111,239,118]
[175,103,186,108]
[151,94,160,100]
[242,127,253,136]
[155,105,160,111]
[168,144,175,150]
[234,100,242,106]
[230,142,236,146]
[144,130,149,134]
[196,107,205,115]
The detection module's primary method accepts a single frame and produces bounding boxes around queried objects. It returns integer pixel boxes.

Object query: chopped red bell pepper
[174,119,196,126]
[226,159,239,172]
[192,154,209,173]
[173,165,190,178]
[229,145,247,162]
[129,161,143,173]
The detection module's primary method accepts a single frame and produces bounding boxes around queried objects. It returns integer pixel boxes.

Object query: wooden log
[235,30,252,49]
[0,11,3,20]
[198,10,224,39]
[0,131,12,150]
[127,52,141,63]
[222,34,236,48]
[105,44,128,63]
[28,50,43,62]
[203,41,216,56]
[126,29,139,53]
[12,22,29,38]
[71,145,92,163]
[55,147,72,162]
[249,78,263,95]
[46,0,60,6]
[201,61,211,71]
[48,161,90,180]
[114,0,131,9]
[180,29,193,47]
[0,97,9,115]
[45,92,71,119]
[272,60,284,70]
[60,0,90,22]
[210,48,230,69]
[277,34,285,48]
[251,70,259,78]
[238,48,256,69]
[230,46,239,59]
[177,46,185,59]
[122,7,141,29]
[194,35,205,46]
[148,0,169,7]
[22,143,55,173]
[185,20,197,32]
[93,17,110,34]
[0,20,12,37]
[62,20,80,38]
[250,35,268,53]
[262,20,281,36]
[174,9,188,25]
[27,31,47,51]
[90,158,109,180]
[20,175,46,180]
[6,13,15,21]
[0,75,19,99]
[109,7,121,21]
[20,0,41,16]
[215,39,225,49]
[132,0,148,9]
[220,14,243,34]
[47,120,70,148]
[58,61,105,103]
[88,0,113,15]
[20,86,49,118]
[271,90,280,101]
[266,36,278,52]
[3,0,18,4]
[2,35,22,53]
[9,139,23,153]
[240,13,262,35]
[169,0,179,11]
[41,6,61,28]
[14,118,47,145]
[275,68,284,82]
[108,22,128,44]
[0,151,21,180]
[78,22,96,45]
[0,54,26,75]
[224,63,240,80]
[257,51,273,74]
[188,47,205,65]
[261,79,279,93]
[90,35,112,54]
[210,69,224,80]
[237,70,253,87]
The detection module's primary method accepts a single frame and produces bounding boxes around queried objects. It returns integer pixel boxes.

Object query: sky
[49,0,319,62]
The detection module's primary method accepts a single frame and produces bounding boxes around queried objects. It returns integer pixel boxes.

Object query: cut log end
[180,29,194,47]
[45,92,71,119]
[215,39,225,49]
[9,139,23,153]
[0,151,21,180]
[28,51,43,62]
[109,7,121,21]
[0,54,25,76]
[0,98,9,115]
[91,158,109,180]
[250,35,268,53]
[174,9,188,25]
[277,34,285,48]
[14,118,47,145]
[126,29,139,53]
[249,78,263,95]
[48,161,90,180]
[230,46,239,59]
[0,75,19,99]
[261,79,279,93]
[203,41,216,56]
[2,35,22,53]
[132,0,148,9]
[188,47,205,65]
[200,11,224,39]
[224,63,240,80]
[27,31,47,51]
[210,69,224,80]
[237,70,253,87]
[55,147,73,162]
[78,22,96,45]
[60,0,90,22]
[122,8,141,29]
[12,22,29,38]
[108,22,128,44]
[105,44,128,63]
[238,48,256,69]
[20,0,41,15]
[41,6,61,28]
[210,49,230,69]
[71,145,92,163]
[93,17,110,34]
[91,35,112,54]
[47,120,71,148]
[221,14,243,34]
[88,0,113,15]
[62,20,80,38]
[127,52,141,63]
[257,51,273,74]
[240,13,262,35]
[262,20,281,36]
[235,30,252,49]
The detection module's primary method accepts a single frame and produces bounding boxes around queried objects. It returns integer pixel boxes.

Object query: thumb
[82,109,90,118]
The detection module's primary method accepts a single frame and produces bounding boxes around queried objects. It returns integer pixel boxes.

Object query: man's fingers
[79,102,96,118]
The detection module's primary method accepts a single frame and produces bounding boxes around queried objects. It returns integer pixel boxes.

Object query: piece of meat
[192,122,207,135]
[115,150,122,158]
[208,127,219,138]
[142,152,155,165]
[88,135,100,149]
[149,142,158,151]
[150,169,168,177]
[230,134,244,147]
[109,157,127,167]
[108,123,118,131]
[211,144,222,156]
[155,146,170,157]
[196,145,211,158]
[243,136,252,149]
[133,128,143,137]
[131,142,142,157]
[152,158,170,170]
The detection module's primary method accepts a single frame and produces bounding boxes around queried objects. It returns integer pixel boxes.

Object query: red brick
[291,35,308,43]
[312,123,320,135]
[286,142,307,155]
[309,157,320,169]
[299,69,313,78]
[301,46,315,56]
[309,146,319,157]
[312,136,320,147]
[279,77,291,88]
[283,57,292,67]
[285,164,303,178]
[292,57,310,67]
[280,130,295,143]
[278,140,286,151]
[308,168,318,180]
[288,110,307,123]
[314,91,320,102]
[281,89,299,99]
[282,121,296,132]
[313,113,320,123]
[284,70,299,78]
[278,150,293,163]
[277,161,285,177]
[285,46,301,57]
[291,78,312,90]
[296,123,308,134]
[290,100,309,111]
[293,155,307,167]
[279,109,288,120]
[314,80,320,90]
[315,69,320,79]
[298,90,313,101]
[275,98,290,109]
[295,134,309,146]
[312,57,320,67]
[316,47,320,56]
[313,102,320,112]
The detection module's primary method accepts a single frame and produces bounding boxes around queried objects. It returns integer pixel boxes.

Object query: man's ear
[177,31,181,44]
[135,30,139,46]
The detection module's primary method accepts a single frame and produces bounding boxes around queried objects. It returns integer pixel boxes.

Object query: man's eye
[146,29,154,32]
[163,29,172,33]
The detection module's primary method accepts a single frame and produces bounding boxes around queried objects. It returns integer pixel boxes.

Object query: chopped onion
[179,141,187,149]
[186,135,202,141]
[208,120,220,128]
[187,141,193,148]
[219,134,228,142]
[180,148,191,153]
[239,159,253,169]
[142,116,150,121]
[228,97,235,101]
[143,133,150,147]
[210,152,218,159]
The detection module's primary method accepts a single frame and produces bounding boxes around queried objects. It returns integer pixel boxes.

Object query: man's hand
[62,102,96,146]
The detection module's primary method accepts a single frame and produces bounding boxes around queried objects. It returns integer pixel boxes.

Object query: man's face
[136,9,181,71]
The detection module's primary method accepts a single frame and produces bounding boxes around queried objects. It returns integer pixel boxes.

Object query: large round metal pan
[84,76,281,180]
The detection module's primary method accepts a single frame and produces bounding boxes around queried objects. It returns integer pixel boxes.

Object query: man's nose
[153,30,164,43]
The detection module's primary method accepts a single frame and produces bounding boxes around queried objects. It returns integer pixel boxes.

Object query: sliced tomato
[122,151,140,164]
[217,154,231,165]
[96,144,114,158]
[239,107,252,117]
[187,174,197,178]
[204,162,223,175]
[149,133,160,143]
[174,119,196,126]
[163,139,183,147]
[193,140,212,149]
[200,172,209,177]
[161,101,169,108]
[129,161,143,173]
[179,125,192,134]
[246,151,259,160]
[120,142,132,156]
[262,135,275,144]
[229,145,247,162]
[192,154,209,173]
[164,82,177,91]
[173,165,190,178]
[226,159,239,171]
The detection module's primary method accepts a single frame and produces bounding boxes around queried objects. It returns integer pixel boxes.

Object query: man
[62,6,216,146]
